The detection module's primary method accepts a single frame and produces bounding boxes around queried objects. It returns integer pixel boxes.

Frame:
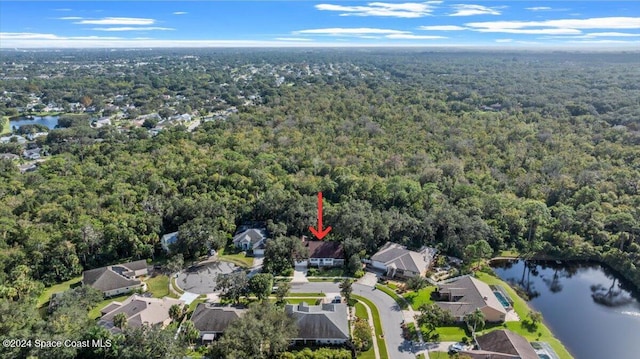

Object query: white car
[449,343,465,353]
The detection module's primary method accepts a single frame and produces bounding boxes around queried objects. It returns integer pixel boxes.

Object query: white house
[296,237,345,268]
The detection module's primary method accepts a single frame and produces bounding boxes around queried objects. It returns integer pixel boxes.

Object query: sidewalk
[357,299,381,359]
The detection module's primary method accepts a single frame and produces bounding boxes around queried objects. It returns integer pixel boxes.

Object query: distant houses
[285,302,350,345]
[369,242,436,278]
[82,260,148,297]
[434,276,507,322]
[190,303,247,343]
[98,294,184,334]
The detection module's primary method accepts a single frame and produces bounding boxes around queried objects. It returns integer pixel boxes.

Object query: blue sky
[1,1,639,48]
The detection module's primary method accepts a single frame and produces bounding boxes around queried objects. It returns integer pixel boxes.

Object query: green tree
[339,278,353,305]
[113,312,128,330]
[351,317,372,352]
[274,282,291,304]
[179,320,200,345]
[248,273,274,301]
[464,308,485,337]
[169,304,184,322]
[216,271,248,304]
[415,304,454,341]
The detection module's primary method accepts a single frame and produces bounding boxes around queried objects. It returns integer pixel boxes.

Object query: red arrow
[309,191,332,240]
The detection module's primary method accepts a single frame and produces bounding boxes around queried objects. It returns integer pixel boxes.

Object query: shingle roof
[304,239,344,259]
[82,260,148,293]
[435,276,506,318]
[99,295,184,332]
[371,242,431,273]
[285,302,349,340]
[232,228,266,249]
[190,304,247,333]
[470,329,538,359]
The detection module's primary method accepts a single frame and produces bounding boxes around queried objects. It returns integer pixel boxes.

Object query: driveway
[247,256,264,278]
[175,261,239,294]
[290,282,416,359]
[357,272,379,287]
[292,264,309,283]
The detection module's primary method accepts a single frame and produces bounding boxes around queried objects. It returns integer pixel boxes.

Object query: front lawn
[403,286,436,308]
[353,295,388,359]
[307,267,346,277]
[287,298,321,305]
[37,276,82,308]
[428,352,449,359]
[217,248,254,268]
[145,275,170,298]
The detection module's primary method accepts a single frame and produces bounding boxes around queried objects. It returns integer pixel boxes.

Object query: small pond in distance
[491,260,640,359]
[9,115,60,130]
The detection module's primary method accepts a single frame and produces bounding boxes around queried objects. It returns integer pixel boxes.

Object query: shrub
[354,270,365,278]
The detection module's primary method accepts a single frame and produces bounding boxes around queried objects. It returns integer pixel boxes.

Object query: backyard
[37,276,82,308]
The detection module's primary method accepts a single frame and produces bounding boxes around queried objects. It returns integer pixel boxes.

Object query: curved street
[290,281,417,359]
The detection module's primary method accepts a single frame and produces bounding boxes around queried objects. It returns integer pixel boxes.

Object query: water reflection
[492,260,640,359]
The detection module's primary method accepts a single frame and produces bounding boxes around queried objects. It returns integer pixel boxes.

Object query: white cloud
[296,28,410,36]
[274,37,313,41]
[526,7,552,11]
[0,32,122,40]
[172,12,188,15]
[58,17,83,20]
[54,8,72,12]
[466,17,640,30]
[475,28,582,35]
[450,4,501,17]
[585,32,640,37]
[418,25,467,31]
[495,38,513,42]
[91,27,174,31]
[385,34,446,39]
[315,2,437,18]
[75,17,155,25]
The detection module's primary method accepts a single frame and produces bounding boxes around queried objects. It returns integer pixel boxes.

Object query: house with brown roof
[82,260,148,297]
[435,276,507,323]
[460,329,539,359]
[298,237,345,267]
[285,302,349,345]
[98,295,184,334]
[190,303,247,343]
[370,242,436,278]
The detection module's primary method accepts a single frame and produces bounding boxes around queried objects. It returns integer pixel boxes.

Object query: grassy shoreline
[1,116,10,135]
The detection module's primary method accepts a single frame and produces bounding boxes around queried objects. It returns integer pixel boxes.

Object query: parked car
[449,343,465,353]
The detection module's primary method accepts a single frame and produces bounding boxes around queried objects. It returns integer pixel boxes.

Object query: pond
[9,115,59,130]
[492,260,640,359]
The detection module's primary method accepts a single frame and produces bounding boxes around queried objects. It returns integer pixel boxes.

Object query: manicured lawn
[287,298,321,305]
[307,267,346,277]
[1,116,11,135]
[187,297,206,314]
[354,301,377,359]
[403,286,436,308]
[428,352,449,359]
[475,272,574,359]
[435,326,467,341]
[355,302,368,319]
[497,250,519,258]
[145,275,170,298]
[217,248,254,268]
[37,276,82,308]
[353,295,388,359]
[88,294,130,320]
[375,284,408,309]
[287,292,325,297]
[170,276,185,295]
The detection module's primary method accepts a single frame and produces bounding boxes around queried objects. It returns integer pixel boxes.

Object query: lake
[9,115,59,130]
[492,260,640,359]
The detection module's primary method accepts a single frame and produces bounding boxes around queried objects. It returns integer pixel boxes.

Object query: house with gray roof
[99,294,184,334]
[232,228,268,255]
[370,242,436,278]
[82,260,148,297]
[190,303,247,343]
[161,231,179,252]
[435,276,507,323]
[460,329,538,359]
[285,302,349,345]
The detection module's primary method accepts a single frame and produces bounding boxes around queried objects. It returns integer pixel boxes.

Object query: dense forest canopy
[0,49,639,298]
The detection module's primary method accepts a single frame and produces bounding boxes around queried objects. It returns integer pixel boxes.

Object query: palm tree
[464,308,485,340]
[113,312,127,329]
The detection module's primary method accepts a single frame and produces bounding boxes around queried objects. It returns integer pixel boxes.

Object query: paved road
[291,282,417,359]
